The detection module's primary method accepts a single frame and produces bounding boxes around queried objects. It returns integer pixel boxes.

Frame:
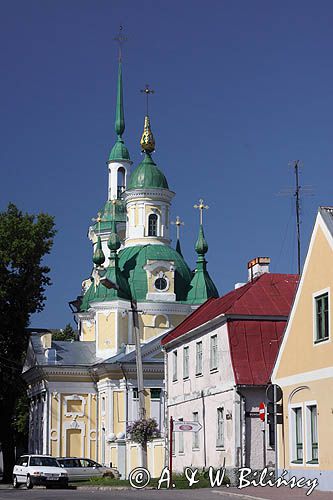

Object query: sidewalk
[214,486,333,500]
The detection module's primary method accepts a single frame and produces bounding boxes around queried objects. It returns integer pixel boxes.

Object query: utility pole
[131,299,147,467]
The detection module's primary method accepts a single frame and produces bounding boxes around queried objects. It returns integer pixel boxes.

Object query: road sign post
[169,416,173,488]
[259,402,266,468]
[266,384,283,480]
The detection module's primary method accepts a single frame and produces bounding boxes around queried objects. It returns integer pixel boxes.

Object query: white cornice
[124,189,175,203]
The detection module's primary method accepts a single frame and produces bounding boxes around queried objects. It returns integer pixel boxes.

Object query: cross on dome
[194,199,209,225]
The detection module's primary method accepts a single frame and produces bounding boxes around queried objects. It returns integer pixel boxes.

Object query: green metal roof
[80,244,192,310]
[92,200,126,233]
[127,154,169,190]
[109,138,130,162]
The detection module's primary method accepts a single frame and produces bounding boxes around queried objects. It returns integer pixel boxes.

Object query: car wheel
[26,475,33,489]
[13,475,19,488]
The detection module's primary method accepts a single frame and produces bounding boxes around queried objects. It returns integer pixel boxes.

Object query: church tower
[23,42,219,480]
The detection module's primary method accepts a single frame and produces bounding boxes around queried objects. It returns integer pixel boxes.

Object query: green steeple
[93,236,105,267]
[81,220,131,309]
[186,224,218,304]
[109,62,130,162]
[176,238,183,256]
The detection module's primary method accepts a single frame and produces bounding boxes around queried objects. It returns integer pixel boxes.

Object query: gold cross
[171,216,185,240]
[114,25,127,62]
[140,84,155,115]
[194,199,209,225]
[92,211,102,232]
[111,196,122,219]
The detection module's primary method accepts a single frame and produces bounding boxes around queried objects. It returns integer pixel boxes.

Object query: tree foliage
[0,203,56,482]
[52,323,77,341]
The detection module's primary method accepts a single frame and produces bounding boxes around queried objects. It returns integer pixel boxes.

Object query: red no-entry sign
[259,402,265,422]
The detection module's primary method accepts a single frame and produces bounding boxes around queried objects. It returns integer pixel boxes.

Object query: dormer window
[148,214,158,236]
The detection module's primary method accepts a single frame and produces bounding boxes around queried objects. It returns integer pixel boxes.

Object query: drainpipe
[162,347,169,467]
[236,389,246,467]
[201,390,207,469]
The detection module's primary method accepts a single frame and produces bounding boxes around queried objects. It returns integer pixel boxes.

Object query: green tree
[52,323,77,341]
[0,203,56,482]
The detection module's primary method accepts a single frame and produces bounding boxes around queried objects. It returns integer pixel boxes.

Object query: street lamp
[99,271,148,467]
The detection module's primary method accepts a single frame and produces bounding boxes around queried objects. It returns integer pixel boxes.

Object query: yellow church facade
[272,207,333,491]
[22,51,218,479]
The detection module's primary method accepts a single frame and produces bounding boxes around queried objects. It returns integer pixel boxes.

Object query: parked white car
[13,455,68,489]
[57,457,119,481]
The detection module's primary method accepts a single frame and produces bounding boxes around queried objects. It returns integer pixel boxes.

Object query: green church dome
[80,244,192,310]
[127,154,169,190]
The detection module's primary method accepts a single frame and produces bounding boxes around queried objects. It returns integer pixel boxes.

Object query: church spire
[186,200,219,304]
[115,61,125,138]
[109,29,130,163]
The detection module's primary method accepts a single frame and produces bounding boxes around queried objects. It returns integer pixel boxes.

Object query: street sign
[266,383,282,403]
[259,402,265,422]
[173,420,202,432]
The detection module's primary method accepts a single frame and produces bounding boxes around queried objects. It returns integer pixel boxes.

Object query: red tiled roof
[162,273,298,346]
[228,320,286,385]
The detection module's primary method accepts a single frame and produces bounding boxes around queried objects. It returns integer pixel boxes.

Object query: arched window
[117,167,125,198]
[155,315,169,328]
[148,214,158,236]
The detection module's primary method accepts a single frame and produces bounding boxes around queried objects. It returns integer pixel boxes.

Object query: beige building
[272,207,333,491]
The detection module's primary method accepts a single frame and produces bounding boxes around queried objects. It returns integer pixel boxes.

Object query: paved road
[0,487,333,500]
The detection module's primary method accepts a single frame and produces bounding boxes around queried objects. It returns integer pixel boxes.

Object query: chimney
[248,257,270,281]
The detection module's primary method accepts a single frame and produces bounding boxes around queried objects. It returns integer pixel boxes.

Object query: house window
[172,351,178,382]
[148,214,158,236]
[150,388,161,400]
[196,341,202,375]
[133,388,138,400]
[315,292,329,342]
[183,346,189,379]
[178,418,184,453]
[292,407,303,463]
[217,407,224,447]
[307,405,318,464]
[192,412,199,450]
[210,335,218,370]
[117,167,126,198]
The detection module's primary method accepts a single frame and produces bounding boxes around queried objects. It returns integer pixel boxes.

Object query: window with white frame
[314,292,329,343]
[216,407,224,447]
[210,335,218,370]
[172,351,178,382]
[196,341,202,375]
[306,404,318,464]
[178,418,184,453]
[192,412,199,450]
[183,346,189,379]
[291,406,303,463]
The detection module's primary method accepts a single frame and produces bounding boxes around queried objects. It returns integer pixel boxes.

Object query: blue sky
[1,0,333,328]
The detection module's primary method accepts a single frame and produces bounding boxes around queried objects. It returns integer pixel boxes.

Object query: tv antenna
[278,161,313,275]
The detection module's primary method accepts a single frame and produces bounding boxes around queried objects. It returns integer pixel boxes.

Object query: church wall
[97,311,116,352]
[113,391,125,435]
[81,320,95,341]
[118,312,128,346]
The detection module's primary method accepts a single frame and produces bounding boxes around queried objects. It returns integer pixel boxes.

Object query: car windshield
[30,457,59,467]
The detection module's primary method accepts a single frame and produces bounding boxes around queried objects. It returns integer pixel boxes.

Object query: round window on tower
[154,272,169,292]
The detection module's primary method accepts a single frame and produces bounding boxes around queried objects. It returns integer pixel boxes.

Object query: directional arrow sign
[173,421,202,432]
